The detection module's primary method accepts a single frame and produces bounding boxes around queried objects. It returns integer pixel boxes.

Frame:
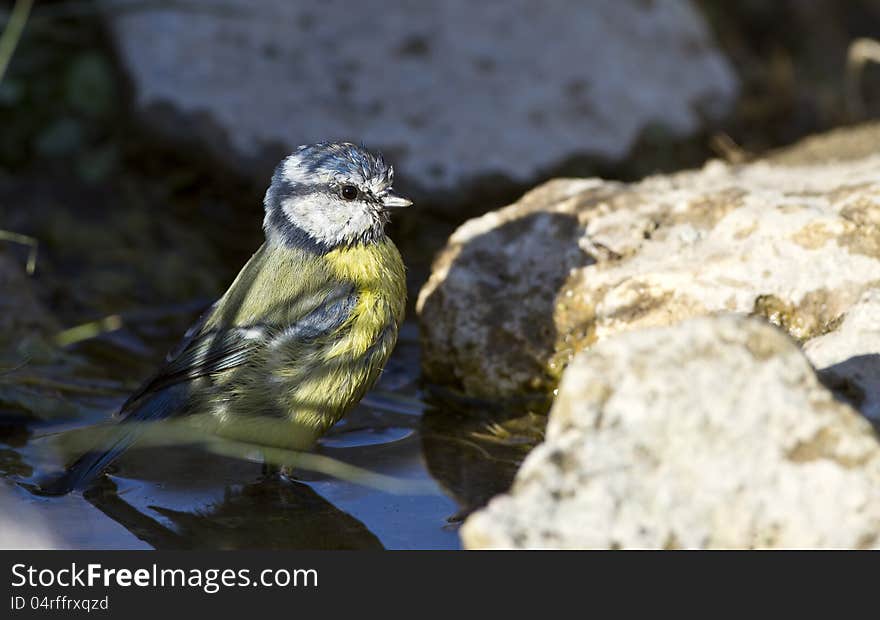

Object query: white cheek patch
[280,193,375,246]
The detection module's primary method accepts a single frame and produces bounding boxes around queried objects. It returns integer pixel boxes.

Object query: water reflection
[82,474,383,550]
[420,397,544,521]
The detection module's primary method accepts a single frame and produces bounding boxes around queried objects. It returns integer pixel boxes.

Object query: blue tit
[42,142,412,495]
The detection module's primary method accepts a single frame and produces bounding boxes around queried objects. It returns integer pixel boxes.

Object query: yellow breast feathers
[322,238,406,359]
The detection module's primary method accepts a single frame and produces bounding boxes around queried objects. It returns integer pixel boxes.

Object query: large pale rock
[418,126,880,405]
[461,316,880,549]
[107,0,736,193]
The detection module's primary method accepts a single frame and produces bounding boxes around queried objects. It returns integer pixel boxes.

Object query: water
[0,321,537,550]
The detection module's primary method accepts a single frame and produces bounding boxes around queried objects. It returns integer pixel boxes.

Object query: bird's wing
[115,326,264,415]
[116,284,358,418]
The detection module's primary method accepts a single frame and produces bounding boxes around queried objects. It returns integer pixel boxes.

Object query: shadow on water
[420,404,544,522]
[82,474,383,550]
[818,353,880,432]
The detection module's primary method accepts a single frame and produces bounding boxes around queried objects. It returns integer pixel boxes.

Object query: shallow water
[1,320,535,550]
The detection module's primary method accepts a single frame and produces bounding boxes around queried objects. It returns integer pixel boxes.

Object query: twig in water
[55,315,124,347]
[0,229,38,275]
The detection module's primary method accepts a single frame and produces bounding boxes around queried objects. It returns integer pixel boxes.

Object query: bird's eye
[340,185,359,201]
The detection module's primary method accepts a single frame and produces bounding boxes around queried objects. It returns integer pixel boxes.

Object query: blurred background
[3,0,880,549]
[4,1,880,305]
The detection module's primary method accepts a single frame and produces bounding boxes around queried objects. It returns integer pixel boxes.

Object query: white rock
[461,316,880,549]
[418,126,880,404]
[107,0,736,191]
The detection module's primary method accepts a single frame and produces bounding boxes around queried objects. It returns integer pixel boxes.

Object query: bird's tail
[31,429,137,496]
[30,384,187,496]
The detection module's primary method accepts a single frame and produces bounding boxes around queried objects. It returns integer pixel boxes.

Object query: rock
[106,0,736,196]
[417,182,596,400]
[418,126,880,405]
[461,315,880,549]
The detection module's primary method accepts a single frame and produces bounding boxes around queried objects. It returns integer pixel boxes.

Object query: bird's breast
[322,238,407,359]
[271,238,406,432]
[193,238,407,450]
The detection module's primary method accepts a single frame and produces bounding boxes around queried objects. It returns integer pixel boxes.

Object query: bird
[38,142,412,495]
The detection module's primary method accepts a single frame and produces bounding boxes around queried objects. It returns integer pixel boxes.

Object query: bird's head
[263,142,412,251]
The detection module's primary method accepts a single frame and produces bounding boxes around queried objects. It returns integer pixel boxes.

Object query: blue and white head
[263,142,412,251]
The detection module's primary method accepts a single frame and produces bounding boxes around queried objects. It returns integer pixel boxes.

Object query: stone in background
[107,0,737,197]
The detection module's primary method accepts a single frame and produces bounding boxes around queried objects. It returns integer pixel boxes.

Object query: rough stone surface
[418,127,880,406]
[461,316,880,550]
[107,0,736,192]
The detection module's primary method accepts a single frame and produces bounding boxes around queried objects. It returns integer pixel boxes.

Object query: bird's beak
[381,190,413,208]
